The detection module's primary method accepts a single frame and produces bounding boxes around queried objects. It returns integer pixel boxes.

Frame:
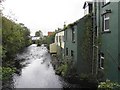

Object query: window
[72,27,75,42]
[66,31,67,41]
[62,36,64,42]
[66,48,68,56]
[71,50,74,58]
[104,14,110,31]
[56,36,58,43]
[59,36,61,42]
[99,53,104,69]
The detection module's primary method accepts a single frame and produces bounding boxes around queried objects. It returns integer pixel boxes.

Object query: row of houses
[50,0,120,84]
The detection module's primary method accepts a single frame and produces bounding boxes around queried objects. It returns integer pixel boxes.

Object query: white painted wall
[31,37,40,40]
[55,31,64,49]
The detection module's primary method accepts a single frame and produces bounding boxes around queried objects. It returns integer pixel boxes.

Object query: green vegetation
[1,16,31,80]
[0,67,16,80]
[2,17,31,59]
[53,14,98,88]
[98,80,120,90]
[37,32,55,49]
[56,61,69,76]
[35,30,43,38]
[45,33,55,48]
[54,57,98,88]
[81,14,93,67]
[55,57,76,77]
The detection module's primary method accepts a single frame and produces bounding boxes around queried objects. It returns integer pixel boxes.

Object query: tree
[2,16,31,59]
[35,30,43,38]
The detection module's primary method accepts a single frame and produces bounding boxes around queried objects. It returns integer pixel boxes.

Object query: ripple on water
[13,44,64,88]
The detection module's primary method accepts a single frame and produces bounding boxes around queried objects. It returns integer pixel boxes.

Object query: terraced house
[64,1,93,74]
[50,29,65,59]
[55,29,65,59]
[50,0,120,84]
[93,0,120,83]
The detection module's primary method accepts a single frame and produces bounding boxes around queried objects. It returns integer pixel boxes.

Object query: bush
[0,67,16,80]
[98,80,120,89]
[2,16,31,59]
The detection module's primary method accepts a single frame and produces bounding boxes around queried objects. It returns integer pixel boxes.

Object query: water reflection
[13,44,63,88]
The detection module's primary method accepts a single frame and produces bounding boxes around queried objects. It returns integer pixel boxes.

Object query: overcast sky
[2,0,92,36]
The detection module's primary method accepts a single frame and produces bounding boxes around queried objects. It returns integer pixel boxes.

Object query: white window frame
[104,14,110,31]
[72,26,77,42]
[100,55,104,69]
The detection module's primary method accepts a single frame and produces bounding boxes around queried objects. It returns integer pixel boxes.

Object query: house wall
[100,2,119,82]
[77,17,92,74]
[55,31,64,59]
[64,26,77,66]
[55,31,64,49]
[64,15,92,74]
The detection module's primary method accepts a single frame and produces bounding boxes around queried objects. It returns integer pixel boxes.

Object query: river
[9,44,68,88]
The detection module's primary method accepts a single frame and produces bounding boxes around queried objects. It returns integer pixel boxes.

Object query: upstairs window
[66,31,67,41]
[104,13,110,31]
[66,48,68,56]
[62,36,64,42]
[71,50,74,59]
[72,27,75,42]
[59,36,61,42]
[56,36,58,43]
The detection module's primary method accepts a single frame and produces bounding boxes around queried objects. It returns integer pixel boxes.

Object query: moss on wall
[81,14,93,72]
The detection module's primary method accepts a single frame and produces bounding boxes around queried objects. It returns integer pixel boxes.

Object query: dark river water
[10,44,67,88]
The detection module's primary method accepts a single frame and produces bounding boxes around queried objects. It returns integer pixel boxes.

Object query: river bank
[51,55,98,89]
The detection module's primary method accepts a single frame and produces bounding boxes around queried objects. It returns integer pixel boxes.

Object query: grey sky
[2,0,92,36]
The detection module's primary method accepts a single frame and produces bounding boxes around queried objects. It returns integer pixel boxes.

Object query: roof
[48,32,54,36]
[55,28,65,34]
[64,14,92,30]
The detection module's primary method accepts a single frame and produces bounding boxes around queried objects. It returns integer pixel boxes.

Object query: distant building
[48,32,54,36]
[55,30,64,58]
[31,36,40,44]
[49,30,64,58]
[64,14,93,74]
[31,36,40,41]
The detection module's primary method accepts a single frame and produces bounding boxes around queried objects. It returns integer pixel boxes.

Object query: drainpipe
[92,0,96,75]
[92,0,100,76]
[96,1,99,76]
[96,1,101,75]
